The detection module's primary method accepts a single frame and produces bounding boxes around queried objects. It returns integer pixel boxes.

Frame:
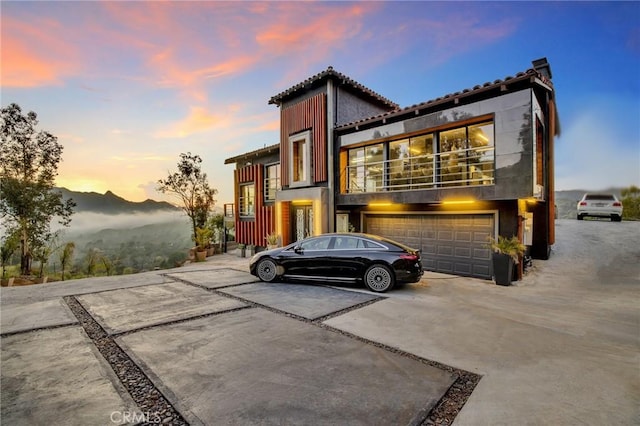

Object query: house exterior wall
[227,63,556,278]
[279,93,327,187]
[234,163,276,247]
[335,88,394,126]
[334,86,555,275]
[337,89,537,203]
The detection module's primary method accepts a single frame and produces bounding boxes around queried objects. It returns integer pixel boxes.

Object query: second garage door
[365,213,495,279]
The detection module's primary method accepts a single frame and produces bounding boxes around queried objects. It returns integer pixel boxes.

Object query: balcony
[345,145,495,193]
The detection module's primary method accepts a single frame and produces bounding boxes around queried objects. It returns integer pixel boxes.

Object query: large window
[440,122,494,186]
[344,121,494,193]
[348,144,383,192]
[264,163,280,202]
[239,184,255,217]
[389,134,434,190]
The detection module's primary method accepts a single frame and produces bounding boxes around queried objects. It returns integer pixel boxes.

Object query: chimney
[532,58,552,80]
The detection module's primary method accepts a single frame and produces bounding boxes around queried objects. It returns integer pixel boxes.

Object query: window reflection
[345,121,494,193]
[240,184,255,216]
[348,143,383,192]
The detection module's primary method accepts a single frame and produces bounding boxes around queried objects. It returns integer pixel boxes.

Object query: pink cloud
[154,106,232,139]
[1,17,81,87]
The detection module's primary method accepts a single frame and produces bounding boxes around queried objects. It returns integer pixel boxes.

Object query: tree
[31,237,55,278]
[1,230,20,279]
[157,152,218,244]
[1,103,75,275]
[85,248,100,276]
[621,185,640,220]
[58,241,75,281]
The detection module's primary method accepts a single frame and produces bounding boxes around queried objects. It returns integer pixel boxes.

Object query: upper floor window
[389,134,434,190]
[348,144,383,193]
[288,130,312,187]
[239,183,255,217]
[344,120,494,193]
[264,163,281,202]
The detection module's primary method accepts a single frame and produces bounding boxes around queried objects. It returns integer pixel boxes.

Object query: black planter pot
[492,253,514,286]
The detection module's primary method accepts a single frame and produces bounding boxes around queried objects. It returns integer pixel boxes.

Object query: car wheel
[577,214,583,220]
[364,264,395,292]
[256,258,278,282]
[612,215,622,222]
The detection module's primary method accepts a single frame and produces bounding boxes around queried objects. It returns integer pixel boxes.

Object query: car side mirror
[294,245,303,254]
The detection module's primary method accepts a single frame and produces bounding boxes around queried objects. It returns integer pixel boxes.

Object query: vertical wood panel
[234,164,276,246]
[548,99,556,245]
[279,93,327,187]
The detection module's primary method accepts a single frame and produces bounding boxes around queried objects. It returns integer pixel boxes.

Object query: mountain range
[56,186,626,218]
[57,188,179,214]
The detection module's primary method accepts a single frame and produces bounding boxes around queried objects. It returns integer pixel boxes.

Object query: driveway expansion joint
[63,296,189,425]
[0,322,77,338]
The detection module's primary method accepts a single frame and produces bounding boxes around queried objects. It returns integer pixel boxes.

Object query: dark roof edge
[336,67,555,132]
[224,143,280,165]
[268,66,399,110]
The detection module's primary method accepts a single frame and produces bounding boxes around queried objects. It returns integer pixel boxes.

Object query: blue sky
[2,1,638,204]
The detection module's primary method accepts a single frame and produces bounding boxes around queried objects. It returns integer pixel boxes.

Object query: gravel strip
[64,296,188,425]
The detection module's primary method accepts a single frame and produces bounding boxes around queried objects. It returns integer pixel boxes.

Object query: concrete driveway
[1,219,639,425]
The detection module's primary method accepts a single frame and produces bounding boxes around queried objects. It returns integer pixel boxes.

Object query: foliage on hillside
[621,185,640,219]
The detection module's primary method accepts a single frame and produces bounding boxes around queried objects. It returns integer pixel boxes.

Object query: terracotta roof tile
[224,143,279,165]
[336,68,553,130]
[268,66,399,110]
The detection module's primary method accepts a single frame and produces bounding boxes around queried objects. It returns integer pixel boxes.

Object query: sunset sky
[2,1,638,205]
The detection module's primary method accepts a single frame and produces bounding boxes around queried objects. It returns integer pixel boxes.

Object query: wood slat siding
[234,164,275,247]
[548,99,556,245]
[280,93,327,187]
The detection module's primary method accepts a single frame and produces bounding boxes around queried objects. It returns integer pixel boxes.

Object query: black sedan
[249,233,423,292]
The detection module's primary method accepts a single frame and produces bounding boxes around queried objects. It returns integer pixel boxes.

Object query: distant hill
[57,188,180,214]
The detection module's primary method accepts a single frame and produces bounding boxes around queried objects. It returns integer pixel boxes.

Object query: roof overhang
[268,66,398,111]
[224,143,280,165]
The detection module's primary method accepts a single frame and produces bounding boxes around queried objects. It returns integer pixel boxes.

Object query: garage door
[365,214,495,279]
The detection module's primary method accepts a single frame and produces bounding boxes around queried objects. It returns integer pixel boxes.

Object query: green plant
[265,232,279,246]
[194,227,213,251]
[488,235,525,263]
[157,152,218,246]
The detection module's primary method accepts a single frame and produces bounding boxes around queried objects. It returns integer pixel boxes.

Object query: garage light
[442,199,475,205]
[369,202,393,207]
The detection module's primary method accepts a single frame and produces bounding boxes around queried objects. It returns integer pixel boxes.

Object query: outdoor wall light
[441,199,475,205]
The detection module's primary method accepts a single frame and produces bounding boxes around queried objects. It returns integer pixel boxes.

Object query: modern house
[225,58,559,281]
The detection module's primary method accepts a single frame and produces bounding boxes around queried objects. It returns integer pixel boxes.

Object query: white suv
[577,193,623,222]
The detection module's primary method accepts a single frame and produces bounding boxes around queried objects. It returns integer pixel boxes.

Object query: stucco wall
[335,88,392,127]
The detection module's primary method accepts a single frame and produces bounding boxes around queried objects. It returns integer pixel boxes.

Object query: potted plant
[265,232,279,250]
[238,243,246,258]
[488,235,525,286]
[194,227,212,262]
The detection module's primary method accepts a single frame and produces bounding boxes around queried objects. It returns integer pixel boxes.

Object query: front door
[292,204,313,241]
